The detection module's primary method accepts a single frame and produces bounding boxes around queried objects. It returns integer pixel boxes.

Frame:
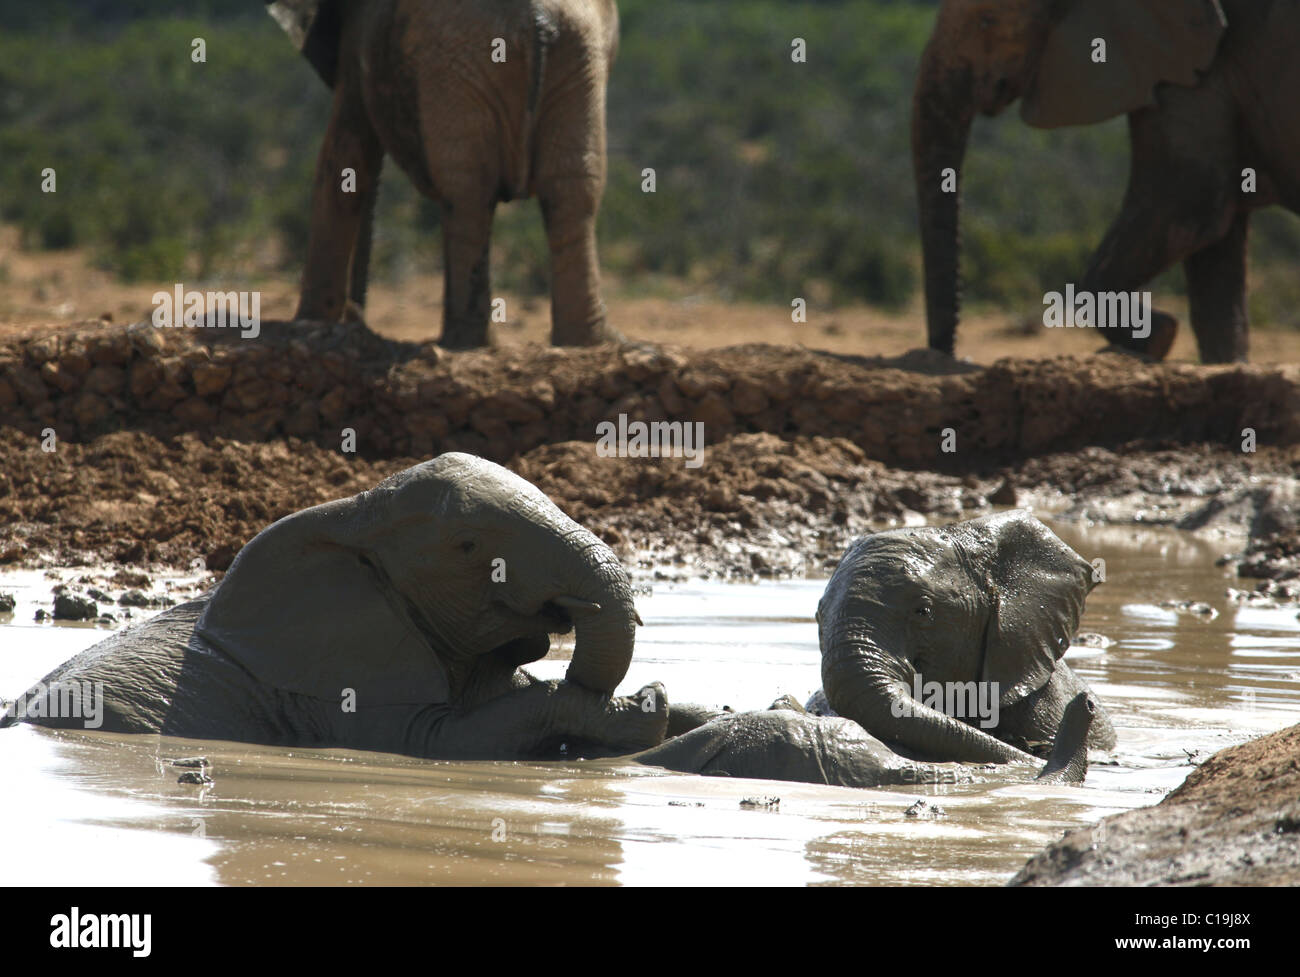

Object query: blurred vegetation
[0,0,1296,324]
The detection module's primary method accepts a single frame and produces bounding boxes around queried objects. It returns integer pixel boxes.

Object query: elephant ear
[265,0,341,88]
[971,511,1095,707]
[197,500,451,707]
[1021,0,1226,129]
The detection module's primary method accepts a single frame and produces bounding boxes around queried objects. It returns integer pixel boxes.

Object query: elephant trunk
[562,529,638,694]
[822,627,1028,765]
[912,48,976,357]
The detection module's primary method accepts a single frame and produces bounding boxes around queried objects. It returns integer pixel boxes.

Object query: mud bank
[1011,722,1300,886]
[3,319,1299,465]
[1,321,1298,584]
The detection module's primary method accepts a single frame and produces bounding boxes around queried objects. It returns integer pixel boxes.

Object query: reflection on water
[1,521,1297,886]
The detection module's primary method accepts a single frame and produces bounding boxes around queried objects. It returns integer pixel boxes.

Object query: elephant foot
[437,328,490,350]
[341,300,368,325]
[1099,311,1178,362]
[767,694,806,714]
[551,318,624,347]
[599,682,670,752]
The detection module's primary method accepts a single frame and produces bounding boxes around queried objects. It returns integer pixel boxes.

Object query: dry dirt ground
[6,225,1300,365]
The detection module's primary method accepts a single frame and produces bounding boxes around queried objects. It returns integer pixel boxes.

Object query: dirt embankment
[1011,721,1300,886]
[3,319,1300,466]
[2,319,1300,584]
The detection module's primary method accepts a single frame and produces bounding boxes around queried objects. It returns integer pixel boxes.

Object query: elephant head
[817,510,1096,763]
[912,0,1227,354]
[196,453,638,707]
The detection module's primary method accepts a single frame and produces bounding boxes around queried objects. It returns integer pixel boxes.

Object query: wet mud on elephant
[2,454,667,759]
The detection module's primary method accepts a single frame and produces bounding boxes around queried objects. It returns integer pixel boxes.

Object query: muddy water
[1,521,1297,886]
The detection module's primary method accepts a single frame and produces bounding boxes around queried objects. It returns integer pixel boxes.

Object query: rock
[5,365,49,405]
[25,336,60,365]
[319,385,351,424]
[88,332,132,367]
[52,593,97,621]
[0,592,15,613]
[739,796,780,811]
[730,378,770,416]
[206,541,241,572]
[1071,632,1114,649]
[111,570,151,588]
[39,361,80,394]
[691,392,735,429]
[177,771,214,786]
[117,589,172,609]
[189,361,232,394]
[1157,599,1219,620]
[129,359,164,400]
[988,478,1019,506]
[70,391,110,429]
[174,396,218,426]
[34,609,46,622]
[83,364,125,397]
[57,348,92,378]
[904,799,946,819]
[283,400,322,437]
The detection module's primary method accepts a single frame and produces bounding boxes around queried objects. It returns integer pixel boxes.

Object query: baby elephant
[634,692,1097,787]
[814,510,1116,766]
[2,454,667,759]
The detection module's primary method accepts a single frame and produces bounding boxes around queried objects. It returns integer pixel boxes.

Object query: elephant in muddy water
[811,510,1116,766]
[631,691,1098,788]
[914,0,1300,363]
[2,454,667,759]
[266,0,619,347]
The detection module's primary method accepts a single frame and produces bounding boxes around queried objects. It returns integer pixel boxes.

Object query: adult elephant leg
[437,196,495,349]
[297,80,383,323]
[1184,210,1250,364]
[535,76,617,347]
[1082,107,1235,360]
[346,155,383,318]
[539,177,616,346]
[400,679,668,760]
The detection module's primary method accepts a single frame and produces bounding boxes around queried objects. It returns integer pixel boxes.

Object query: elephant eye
[915,597,934,619]
[459,540,478,555]
[978,12,995,29]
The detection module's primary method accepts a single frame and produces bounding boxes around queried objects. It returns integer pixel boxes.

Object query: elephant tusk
[634,609,644,627]
[552,595,602,616]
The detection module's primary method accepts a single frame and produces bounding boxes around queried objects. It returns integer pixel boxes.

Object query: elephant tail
[266,1,342,88]
[1034,693,1095,784]
[512,3,561,200]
